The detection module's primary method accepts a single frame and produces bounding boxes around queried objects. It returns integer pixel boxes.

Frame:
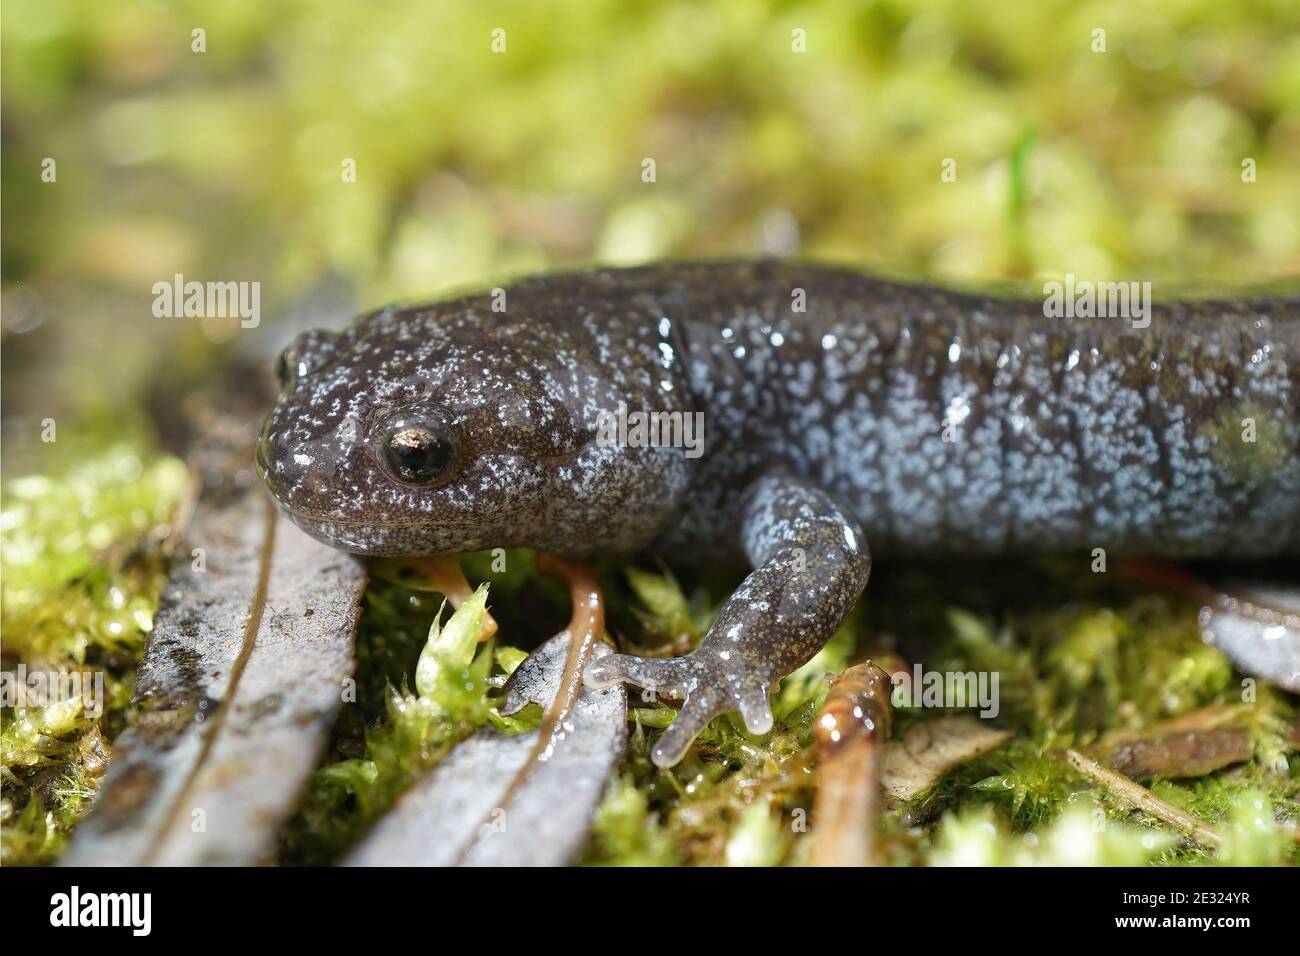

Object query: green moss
[971,745,1078,830]
[2,446,186,665]
[1,441,185,866]
[582,774,681,867]
[929,802,1176,867]
[2,698,89,775]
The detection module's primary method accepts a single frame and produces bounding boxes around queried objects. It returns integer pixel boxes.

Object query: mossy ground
[1,435,186,865]
[5,436,1293,866]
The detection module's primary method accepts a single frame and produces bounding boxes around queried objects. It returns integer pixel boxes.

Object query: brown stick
[409,554,498,642]
[811,662,894,867]
[1064,748,1221,848]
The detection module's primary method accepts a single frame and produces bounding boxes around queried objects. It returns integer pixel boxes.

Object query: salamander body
[258,261,1300,764]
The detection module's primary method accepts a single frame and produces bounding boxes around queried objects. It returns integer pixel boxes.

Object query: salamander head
[256,303,690,556]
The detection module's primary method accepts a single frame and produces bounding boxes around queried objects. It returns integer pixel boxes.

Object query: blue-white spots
[260,261,1299,765]
[945,394,971,426]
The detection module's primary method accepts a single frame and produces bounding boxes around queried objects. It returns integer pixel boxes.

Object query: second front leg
[585,474,871,767]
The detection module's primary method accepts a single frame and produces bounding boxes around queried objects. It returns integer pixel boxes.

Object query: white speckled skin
[258,260,1300,765]
[649,262,1300,558]
[257,273,698,556]
[588,474,870,766]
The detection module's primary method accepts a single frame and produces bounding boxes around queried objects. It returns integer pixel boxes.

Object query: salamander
[256,261,1300,766]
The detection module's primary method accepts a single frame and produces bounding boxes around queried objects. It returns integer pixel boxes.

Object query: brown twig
[1064,748,1221,848]
[811,662,894,867]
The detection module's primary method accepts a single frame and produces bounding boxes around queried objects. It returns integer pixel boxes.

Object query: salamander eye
[275,346,296,389]
[275,330,338,390]
[375,409,458,485]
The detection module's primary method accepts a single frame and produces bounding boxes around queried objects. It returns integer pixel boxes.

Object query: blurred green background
[4,0,1300,441]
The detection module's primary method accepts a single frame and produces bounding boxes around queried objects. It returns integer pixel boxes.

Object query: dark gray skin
[258,261,1300,767]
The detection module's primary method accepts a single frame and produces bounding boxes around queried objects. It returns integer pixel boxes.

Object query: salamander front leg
[585,474,871,767]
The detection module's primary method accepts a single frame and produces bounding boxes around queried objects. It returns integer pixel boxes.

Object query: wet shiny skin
[258,261,1300,766]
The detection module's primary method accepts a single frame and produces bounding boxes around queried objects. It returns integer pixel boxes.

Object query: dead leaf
[347,639,625,866]
[881,716,1012,806]
[64,376,366,866]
